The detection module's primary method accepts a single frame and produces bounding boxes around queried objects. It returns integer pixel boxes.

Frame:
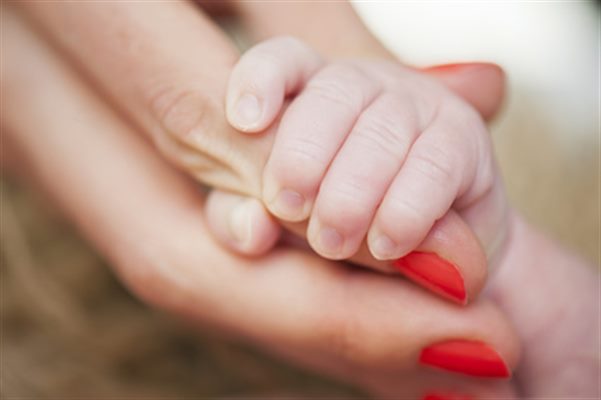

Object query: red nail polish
[422,62,491,73]
[422,392,474,400]
[393,252,466,304]
[420,340,510,378]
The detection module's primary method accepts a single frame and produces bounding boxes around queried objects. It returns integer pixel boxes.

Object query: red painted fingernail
[393,251,466,304]
[422,62,492,73]
[420,340,510,378]
[422,392,474,400]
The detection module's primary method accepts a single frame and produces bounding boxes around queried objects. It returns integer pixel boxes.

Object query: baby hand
[226,37,508,264]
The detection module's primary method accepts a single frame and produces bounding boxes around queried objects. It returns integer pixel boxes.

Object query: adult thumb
[423,62,506,122]
[204,189,281,256]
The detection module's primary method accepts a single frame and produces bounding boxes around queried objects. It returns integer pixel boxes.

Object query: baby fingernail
[420,339,510,378]
[370,234,398,260]
[270,188,306,220]
[233,93,262,130]
[393,251,467,304]
[317,226,343,257]
[229,200,253,248]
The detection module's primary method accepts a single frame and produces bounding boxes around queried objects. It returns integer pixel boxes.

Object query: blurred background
[1,1,599,398]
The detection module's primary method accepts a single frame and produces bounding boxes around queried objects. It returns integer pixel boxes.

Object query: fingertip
[235,198,282,255]
[226,35,323,133]
[367,231,401,261]
[306,217,348,260]
[423,62,507,122]
[206,190,281,256]
[418,212,488,301]
[262,173,312,222]
[226,58,284,133]
[367,221,425,262]
[226,92,266,133]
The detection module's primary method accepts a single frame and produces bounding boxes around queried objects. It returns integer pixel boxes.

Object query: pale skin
[3,1,599,397]
[225,37,506,267]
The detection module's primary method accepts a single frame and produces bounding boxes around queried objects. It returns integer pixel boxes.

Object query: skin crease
[224,38,508,271]
[4,2,600,397]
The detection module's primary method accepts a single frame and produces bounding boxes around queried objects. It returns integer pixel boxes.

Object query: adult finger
[204,189,281,256]
[423,62,506,122]
[16,0,267,196]
[2,9,521,387]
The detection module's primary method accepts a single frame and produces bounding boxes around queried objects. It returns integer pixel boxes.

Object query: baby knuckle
[445,99,488,139]
[245,49,284,76]
[378,200,426,241]
[329,174,373,206]
[325,62,368,83]
[319,194,368,229]
[270,147,326,190]
[411,148,455,186]
[461,102,488,134]
[306,82,359,114]
[306,65,369,114]
[281,136,331,167]
[396,201,426,226]
[356,117,409,160]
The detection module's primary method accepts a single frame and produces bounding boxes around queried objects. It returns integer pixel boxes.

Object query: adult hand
[3,5,598,398]
[14,1,499,304]
[3,6,519,397]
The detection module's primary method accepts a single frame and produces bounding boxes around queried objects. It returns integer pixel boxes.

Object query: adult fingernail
[269,188,306,221]
[393,251,466,304]
[233,93,262,130]
[422,392,474,400]
[420,340,510,378]
[228,200,253,248]
[423,62,489,74]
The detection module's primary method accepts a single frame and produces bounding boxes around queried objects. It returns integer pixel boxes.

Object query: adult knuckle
[114,241,192,313]
[148,84,216,144]
[153,132,221,179]
[146,84,246,191]
[317,287,368,370]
